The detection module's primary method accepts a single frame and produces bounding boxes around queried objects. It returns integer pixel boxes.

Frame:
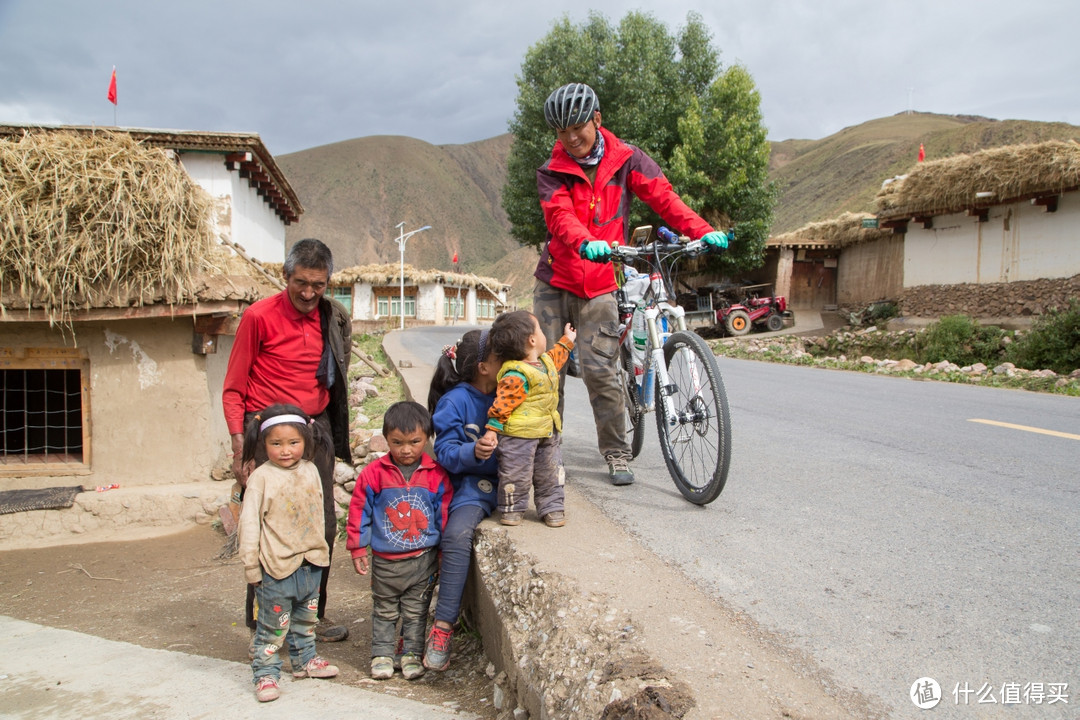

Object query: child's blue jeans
[251,562,321,681]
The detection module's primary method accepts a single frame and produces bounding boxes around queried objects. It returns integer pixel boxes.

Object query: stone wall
[899,274,1080,318]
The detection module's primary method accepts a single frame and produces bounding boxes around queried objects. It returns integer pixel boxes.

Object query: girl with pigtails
[237,403,339,703]
[422,329,500,671]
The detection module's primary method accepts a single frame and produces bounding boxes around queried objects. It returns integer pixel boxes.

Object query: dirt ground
[0,523,497,718]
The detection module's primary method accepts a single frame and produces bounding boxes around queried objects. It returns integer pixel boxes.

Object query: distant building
[331,264,511,331]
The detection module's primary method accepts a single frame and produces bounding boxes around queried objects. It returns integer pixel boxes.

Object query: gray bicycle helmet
[543,83,600,130]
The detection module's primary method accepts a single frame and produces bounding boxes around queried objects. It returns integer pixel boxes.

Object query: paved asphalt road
[401,326,1078,719]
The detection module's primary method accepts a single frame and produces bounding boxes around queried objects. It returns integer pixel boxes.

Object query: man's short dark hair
[285,238,334,278]
[382,401,433,438]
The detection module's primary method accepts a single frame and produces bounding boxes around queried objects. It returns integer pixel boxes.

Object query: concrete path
[0,616,471,719]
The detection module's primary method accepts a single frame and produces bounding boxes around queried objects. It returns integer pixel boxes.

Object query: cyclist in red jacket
[532,82,730,485]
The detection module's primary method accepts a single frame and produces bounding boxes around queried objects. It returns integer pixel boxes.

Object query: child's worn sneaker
[400,652,425,680]
[542,511,566,527]
[423,624,453,671]
[500,511,523,526]
[371,656,394,680]
[254,676,280,702]
[292,655,339,679]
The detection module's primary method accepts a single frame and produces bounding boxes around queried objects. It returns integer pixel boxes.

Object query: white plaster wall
[417,285,440,323]
[904,191,1080,287]
[179,152,286,264]
[352,284,376,321]
[349,282,507,325]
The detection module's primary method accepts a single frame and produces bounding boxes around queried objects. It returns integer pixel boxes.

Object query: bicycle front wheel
[655,331,732,504]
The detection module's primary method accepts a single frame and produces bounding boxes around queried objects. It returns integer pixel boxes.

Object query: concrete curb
[381,328,865,720]
[382,330,693,718]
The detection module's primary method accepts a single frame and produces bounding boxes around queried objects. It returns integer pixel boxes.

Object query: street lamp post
[393,222,432,330]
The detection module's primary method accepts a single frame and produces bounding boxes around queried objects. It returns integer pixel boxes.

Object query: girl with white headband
[237,403,339,702]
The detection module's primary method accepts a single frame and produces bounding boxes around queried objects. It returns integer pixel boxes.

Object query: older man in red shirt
[224,238,353,645]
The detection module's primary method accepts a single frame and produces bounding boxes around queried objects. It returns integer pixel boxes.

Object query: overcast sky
[1,0,1077,157]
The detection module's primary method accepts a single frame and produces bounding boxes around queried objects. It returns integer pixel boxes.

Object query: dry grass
[332,262,506,289]
[768,211,893,249]
[876,139,1080,219]
[0,129,218,324]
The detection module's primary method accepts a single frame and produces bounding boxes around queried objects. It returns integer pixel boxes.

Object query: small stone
[369,433,389,453]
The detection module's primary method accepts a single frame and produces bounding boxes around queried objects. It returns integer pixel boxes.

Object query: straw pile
[333,262,506,290]
[0,129,218,324]
[876,140,1080,219]
[768,212,893,249]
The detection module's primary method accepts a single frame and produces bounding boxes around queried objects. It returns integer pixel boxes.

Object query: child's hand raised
[563,322,577,343]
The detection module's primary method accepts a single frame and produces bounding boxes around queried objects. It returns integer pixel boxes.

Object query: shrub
[1005,300,1080,374]
[917,315,1006,367]
[867,302,898,323]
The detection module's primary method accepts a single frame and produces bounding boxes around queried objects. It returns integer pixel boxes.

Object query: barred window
[1,349,91,475]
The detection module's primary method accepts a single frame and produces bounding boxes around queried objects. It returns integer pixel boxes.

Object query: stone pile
[899,275,1079,318]
[331,374,387,518]
[719,330,1080,390]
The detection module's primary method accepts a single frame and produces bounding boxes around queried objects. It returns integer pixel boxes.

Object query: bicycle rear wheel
[655,331,731,504]
[618,344,646,459]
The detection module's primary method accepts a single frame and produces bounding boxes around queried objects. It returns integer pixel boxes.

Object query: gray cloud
[1,0,1077,155]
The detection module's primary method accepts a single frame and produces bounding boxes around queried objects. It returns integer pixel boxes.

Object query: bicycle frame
[606,226,733,504]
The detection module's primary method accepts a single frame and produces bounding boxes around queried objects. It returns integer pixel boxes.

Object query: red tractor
[713,283,792,336]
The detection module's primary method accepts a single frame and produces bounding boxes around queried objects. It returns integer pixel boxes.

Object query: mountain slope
[279,134,519,274]
[276,114,1080,300]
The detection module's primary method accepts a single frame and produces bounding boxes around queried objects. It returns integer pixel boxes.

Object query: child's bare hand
[563,322,577,343]
[475,432,498,460]
[352,555,369,575]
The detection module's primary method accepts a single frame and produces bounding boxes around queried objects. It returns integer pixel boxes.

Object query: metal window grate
[1,368,84,462]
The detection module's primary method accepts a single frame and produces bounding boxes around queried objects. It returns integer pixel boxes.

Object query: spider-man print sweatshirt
[345,452,452,561]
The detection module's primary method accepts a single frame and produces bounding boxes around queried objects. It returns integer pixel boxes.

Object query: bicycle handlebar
[579,226,722,263]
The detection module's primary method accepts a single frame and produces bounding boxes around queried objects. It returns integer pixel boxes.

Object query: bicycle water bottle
[641,364,655,407]
[631,302,647,370]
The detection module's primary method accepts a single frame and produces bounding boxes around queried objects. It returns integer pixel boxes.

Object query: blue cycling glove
[581,240,612,260]
[700,231,730,249]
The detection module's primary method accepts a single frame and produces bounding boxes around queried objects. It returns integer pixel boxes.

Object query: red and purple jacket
[345,452,452,561]
[534,126,714,299]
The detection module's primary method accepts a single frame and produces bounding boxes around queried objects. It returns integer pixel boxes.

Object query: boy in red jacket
[346,401,452,681]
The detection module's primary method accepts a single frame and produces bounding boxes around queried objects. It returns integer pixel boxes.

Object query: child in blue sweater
[424,328,500,671]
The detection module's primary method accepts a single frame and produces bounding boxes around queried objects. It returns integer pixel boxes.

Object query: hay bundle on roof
[876,140,1080,219]
[0,129,217,324]
[332,263,506,290]
[769,212,892,249]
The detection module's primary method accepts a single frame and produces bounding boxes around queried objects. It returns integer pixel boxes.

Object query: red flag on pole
[107,68,118,105]
[917,143,925,162]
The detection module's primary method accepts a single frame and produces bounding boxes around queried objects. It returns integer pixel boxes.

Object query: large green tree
[503,11,776,275]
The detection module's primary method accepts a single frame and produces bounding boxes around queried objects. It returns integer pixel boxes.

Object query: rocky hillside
[278,114,1080,301]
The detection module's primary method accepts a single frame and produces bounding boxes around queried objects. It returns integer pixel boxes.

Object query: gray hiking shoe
[607,457,635,486]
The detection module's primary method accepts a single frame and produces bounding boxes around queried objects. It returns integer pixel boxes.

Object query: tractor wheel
[725,310,751,336]
[766,313,784,332]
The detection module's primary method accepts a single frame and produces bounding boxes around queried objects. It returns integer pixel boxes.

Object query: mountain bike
[583,226,732,505]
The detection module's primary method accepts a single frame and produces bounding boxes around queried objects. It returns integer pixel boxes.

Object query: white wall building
[332,264,511,330]
[902,191,1080,287]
